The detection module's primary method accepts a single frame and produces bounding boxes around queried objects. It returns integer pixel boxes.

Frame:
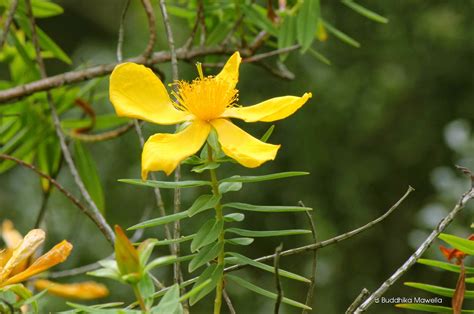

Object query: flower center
[173,76,238,121]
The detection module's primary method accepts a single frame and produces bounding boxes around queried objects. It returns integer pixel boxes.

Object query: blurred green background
[1,0,473,313]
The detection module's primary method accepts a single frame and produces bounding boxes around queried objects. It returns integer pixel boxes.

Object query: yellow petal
[110,62,190,124]
[34,279,109,300]
[210,119,280,168]
[5,240,72,285]
[223,92,312,122]
[1,220,23,249]
[142,120,211,178]
[215,52,241,88]
[0,229,45,284]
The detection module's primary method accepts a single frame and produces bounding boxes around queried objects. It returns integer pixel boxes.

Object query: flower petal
[142,120,211,178]
[34,279,109,300]
[5,240,72,285]
[210,119,280,167]
[0,229,45,284]
[215,52,241,89]
[223,92,312,122]
[110,62,189,124]
[1,220,23,249]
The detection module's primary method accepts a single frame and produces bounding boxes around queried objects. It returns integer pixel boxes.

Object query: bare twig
[274,244,283,314]
[197,0,206,46]
[34,190,51,229]
[352,181,474,313]
[345,288,370,314]
[68,122,135,142]
[24,0,115,245]
[223,289,237,314]
[0,0,19,49]
[301,202,317,314]
[0,154,112,242]
[158,0,184,288]
[243,45,300,63]
[155,187,414,296]
[116,0,131,62]
[140,0,157,61]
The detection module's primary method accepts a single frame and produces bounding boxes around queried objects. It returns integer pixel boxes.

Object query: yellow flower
[0,220,72,287]
[109,52,312,178]
[34,279,109,300]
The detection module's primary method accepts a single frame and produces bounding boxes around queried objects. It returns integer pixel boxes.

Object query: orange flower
[34,279,109,300]
[439,234,474,264]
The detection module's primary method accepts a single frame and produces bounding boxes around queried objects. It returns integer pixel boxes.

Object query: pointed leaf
[341,0,388,24]
[128,211,190,230]
[188,194,221,217]
[226,228,311,237]
[226,238,254,246]
[223,202,312,213]
[119,179,211,189]
[220,172,309,183]
[296,0,320,52]
[191,219,223,252]
[189,264,223,305]
[188,242,223,272]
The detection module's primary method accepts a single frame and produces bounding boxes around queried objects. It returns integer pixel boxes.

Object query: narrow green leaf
[153,284,182,314]
[192,162,220,173]
[31,0,64,18]
[179,279,211,302]
[150,235,194,247]
[74,141,105,214]
[341,0,388,24]
[189,264,223,305]
[226,228,311,237]
[223,202,312,213]
[188,242,223,272]
[278,14,296,61]
[188,194,221,217]
[241,4,277,35]
[128,211,190,230]
[439,233,474,255]
[119,179,211,189]
[145,256,177,272]
[224,213,245,222]
[218,182,242,194]
[261,125,276,142]
[418,259,474,274]
[225,238,254,246]
[191,219,223,252]
[220,171,309,183]
[296,0,320,52]
[321,19,360,48]
[227,252,310,283]
[405,282,474,298]
[227,275,311,310]
[308,48,331,65]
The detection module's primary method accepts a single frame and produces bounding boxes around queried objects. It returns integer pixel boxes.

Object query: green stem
[208,145,225,314]
[132,284,147,312]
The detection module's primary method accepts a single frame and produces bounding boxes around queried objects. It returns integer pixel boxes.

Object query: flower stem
[208,145,225,314]
[132,284,147,312]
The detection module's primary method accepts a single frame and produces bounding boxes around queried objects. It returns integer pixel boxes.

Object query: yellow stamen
[196,62,204,79]
[173,76,238,121]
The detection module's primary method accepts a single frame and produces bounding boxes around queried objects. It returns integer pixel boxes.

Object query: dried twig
[155,187,414,296]
[345,288,370,314]
[158,0,184,288]
[116,0,131,62]
[352,178,474,313]
[301,202,317,314]
[274,244,283,314]
[0,0,19,49]
[24,0,115,245]
[0,154,112,242]
[68,122,135,142]
[243,45,300,63]
[223,289,237,314]
[140,0,157,61]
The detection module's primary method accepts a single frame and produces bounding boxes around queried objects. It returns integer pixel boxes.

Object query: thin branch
[301,202,317,314]
[243,45,300,63]
[155,187,414,296]
[226,186,414,272]
[197,0,206,46]
[140,0,157,61]
[68,122,135,142]
[345,288,370,314]
[352,182,474,313]
[34,190,51,229]
[0,154,112,242]
[158,0,184,288]
[24,0,115,244]
[274,244,283,314]
[223,289,237,314]
[116,0,131,62]
[0,0,19,49]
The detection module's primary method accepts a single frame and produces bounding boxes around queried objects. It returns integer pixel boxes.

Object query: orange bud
[114,225,140,279]
[35,279,109,300]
